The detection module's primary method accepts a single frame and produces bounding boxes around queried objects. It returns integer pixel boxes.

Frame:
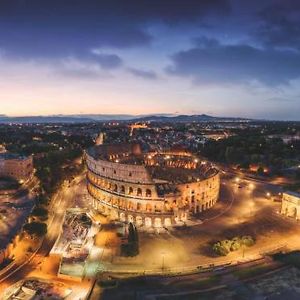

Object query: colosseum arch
[146,189,152,197]
[164,218,171,227]
[120,212,126,222]
[291,207,297,218]
[145,217,152,227]
[113,184,118,192]
[137,188,142,197]
[154,218,162,228]
[120,185,125,194]
[146,203,152,212]
[137,202,142,211]
[128,215,134,223]
[136,216,143,226]
[154,204,162,212]
[128,187,133,195]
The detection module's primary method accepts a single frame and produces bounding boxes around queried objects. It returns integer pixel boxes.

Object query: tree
[31,207,48,219]
[241,236,255,247]
[23,222,47,237]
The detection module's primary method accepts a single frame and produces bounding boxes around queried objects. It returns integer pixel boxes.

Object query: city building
[0,153,34,181]
[281,191,300,220]
[86,143,220,228]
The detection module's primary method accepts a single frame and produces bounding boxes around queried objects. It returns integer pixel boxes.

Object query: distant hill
[0,114,250,124]
[132,114,251,123]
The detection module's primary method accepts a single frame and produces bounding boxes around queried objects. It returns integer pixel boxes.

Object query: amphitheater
[86,143,220,228]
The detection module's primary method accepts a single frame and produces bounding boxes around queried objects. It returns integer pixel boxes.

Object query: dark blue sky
[0,0,299,120]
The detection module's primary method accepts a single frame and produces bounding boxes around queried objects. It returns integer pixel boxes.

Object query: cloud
[54,57,116,80]
[268,96,298,102]
[0,0,230,60]
[255,0,300,50]
[127,68,158,80]
[167,39,300,86]
[90,52,122,69]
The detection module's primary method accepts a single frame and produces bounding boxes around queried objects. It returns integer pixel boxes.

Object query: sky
[0,0,300,120]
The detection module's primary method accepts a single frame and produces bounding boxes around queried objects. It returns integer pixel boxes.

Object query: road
[0,173,91,295]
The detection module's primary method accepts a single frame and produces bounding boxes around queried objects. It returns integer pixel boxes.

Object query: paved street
[0,173,95,299]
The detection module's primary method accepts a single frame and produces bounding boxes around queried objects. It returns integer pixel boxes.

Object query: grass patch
[174,275,220,290]
[233,265,271,280]
[273,251,300,268]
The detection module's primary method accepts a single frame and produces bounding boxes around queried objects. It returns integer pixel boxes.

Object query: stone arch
[146,203,152,212]
[128,187,133,195]
[127,201,134,210]
[154,218,162,228]
[136,216,143,226]
[128,215,134,223]
[154,204,162,212]
[120,185,125,194]
[164,218,172,227]
[120,212,126,222]
[113,184,118,192]
[292,207,297,218]
[137,188,142,197]
[146,189,152,197]
[145,217,152,227]
[137,202,142,211]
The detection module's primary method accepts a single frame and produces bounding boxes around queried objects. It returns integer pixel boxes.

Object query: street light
[249,183,254,190]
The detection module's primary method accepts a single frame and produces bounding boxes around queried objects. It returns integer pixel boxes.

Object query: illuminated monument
[86,144,220,228]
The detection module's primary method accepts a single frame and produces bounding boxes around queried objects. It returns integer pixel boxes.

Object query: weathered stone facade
[86,144,220,228]
[281,191,300,220]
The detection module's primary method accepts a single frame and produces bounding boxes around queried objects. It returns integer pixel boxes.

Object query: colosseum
[86,143,220,228]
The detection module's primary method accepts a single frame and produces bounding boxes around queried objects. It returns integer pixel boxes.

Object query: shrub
[23,222,47,237]
[230,241,241,251]
[212,242,230,256]
[212,235,255,256]
[241,236,255,247]
[31,207,48,219]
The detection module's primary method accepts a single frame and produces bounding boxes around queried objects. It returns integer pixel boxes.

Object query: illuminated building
[86,144,220,228]
[281,191,300,220]
[0,153,34,181]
